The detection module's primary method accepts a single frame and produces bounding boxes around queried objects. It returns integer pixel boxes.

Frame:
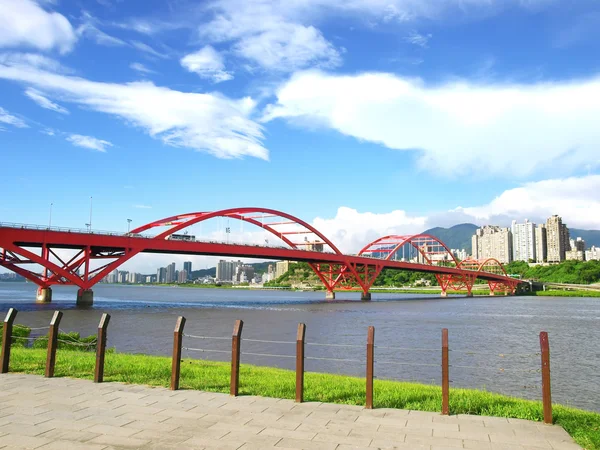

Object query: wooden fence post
[94,313,111,383]
[366,326,375,409]
[230,319,243,396]
[45,311,63,378]
[540,331,552,424]
[296,323,306,403]
[170,316,186,391]
[442,328,449,415]
[1,308,18,374]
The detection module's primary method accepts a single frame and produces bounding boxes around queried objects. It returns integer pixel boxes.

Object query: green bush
[0,323,31,348]
[32,331,97,352]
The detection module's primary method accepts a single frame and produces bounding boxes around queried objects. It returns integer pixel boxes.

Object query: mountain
[423,224,600,253]
[422,223,478,252]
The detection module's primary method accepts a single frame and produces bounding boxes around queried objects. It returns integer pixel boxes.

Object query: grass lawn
[6,347,600,449]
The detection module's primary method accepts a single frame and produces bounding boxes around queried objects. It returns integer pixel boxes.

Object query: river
[0,282,598,412]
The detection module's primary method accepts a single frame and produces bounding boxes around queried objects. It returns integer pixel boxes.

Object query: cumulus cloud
[263,70,600,178]
[66,134,112,152]
[0,0,76,54]
[25,88,69,114]
[0,106,27,128]
[0,59,268,160]
[181,46,233,82]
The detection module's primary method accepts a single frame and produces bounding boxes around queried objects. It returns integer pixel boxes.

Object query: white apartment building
[511,219,536,262]
[471,225,513,264]
[535,224,547,263]
[546,215,570,263]
[585,246,600,261]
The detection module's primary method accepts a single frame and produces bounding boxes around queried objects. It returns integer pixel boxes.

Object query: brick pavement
[0,374,581,449]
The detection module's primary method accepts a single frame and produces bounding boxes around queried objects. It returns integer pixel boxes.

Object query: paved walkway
[0,374,580,450]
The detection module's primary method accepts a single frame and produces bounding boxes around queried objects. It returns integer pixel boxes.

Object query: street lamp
[87,196,93,231]
[48,203,53,229]
[127,219,132,233]
[225,227,230,244]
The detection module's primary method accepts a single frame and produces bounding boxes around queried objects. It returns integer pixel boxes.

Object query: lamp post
[48,203,53,229]
[88,196,93,231]
[127,219,132,233]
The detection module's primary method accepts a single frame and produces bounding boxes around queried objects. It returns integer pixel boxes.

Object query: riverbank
[7,348,600,449]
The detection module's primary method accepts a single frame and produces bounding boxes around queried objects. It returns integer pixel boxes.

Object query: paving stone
[36,440,108,450]
[0,374,581,450]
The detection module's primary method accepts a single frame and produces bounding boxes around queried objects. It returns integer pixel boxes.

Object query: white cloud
[25,87,69,114]
[180,46,233,82]
[454,175,600,230]
[77,23,126,47]
[199,1,341,72]
[66,134,112,152]
[129,62,156,74]
[0,106,27,128]
[133,204,152,209]
[0,52,69,72]
[0,0,76,54]
[0,59,268,160]
[130,40,169,59]
[404,30,432,47]
[263,70,600,178]
[312,207,427,254]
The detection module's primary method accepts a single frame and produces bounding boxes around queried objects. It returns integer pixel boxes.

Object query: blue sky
[1,0,600,272]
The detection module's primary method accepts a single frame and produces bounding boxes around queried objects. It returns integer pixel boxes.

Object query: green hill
[422,223,477,252]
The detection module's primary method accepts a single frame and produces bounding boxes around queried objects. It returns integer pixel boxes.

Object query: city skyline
[1,1,600,274]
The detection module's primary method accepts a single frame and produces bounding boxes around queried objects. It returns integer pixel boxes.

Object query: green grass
[531,289,600,298]
[6,347,600,449]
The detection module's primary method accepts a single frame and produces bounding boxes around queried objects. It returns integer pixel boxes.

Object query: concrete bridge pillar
[36,287,52,303]
[325,291,335,300]
[440,291,448,297]
[466,292,474,297]
[77,289,94,306]
[361,292,371,301]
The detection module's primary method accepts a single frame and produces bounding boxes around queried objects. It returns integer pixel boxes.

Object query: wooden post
[230,319,243,396]
[366,326,375,409]
[442,328,449,415]
[540,331,552,424]
[94,313,111,383]
[296,323,306,403]
[1,308,18,374]
[45,311,63,378]
[170,316,186,391]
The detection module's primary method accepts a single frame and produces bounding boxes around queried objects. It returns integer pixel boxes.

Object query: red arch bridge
[0,207,522,305]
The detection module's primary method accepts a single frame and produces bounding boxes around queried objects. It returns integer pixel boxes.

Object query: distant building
[585,246,600,261]
[178,270,188,283]
[118,271,128,283]
[451,249,468,261]
[216,260,242,282]
[535,224,547,263]
[471,226,513,264]
[511,219,536,262]
[546,215,570,263]
[566,237,586,261]
[165,262,176,283]
[275,261,296,279]
[157,267,166,283]
[183,261,192,277]
[305,240,324,252]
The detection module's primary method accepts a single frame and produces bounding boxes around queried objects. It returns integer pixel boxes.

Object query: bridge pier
[325,291,335,300]
[466,292,474,297]
[361,292,371,301]
[440,291,447,297]
[76,289,94,306]
[36,287,52,303]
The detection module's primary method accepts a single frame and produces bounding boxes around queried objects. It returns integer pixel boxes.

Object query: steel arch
[458,258,516,295]
[358,234,459,266]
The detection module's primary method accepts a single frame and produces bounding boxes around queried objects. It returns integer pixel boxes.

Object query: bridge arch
[358,234,459,266]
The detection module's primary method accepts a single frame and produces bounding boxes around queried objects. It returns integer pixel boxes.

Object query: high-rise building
[178,270,188,283]
[216,260,234,282]
[157,267,167,283]
[511,219,536,262]
[183,261,192,277]
[166,262,176,283]
[546,215,570,263]
[535,224,547,263]
[451,249,468,261]
[471,226,513,264]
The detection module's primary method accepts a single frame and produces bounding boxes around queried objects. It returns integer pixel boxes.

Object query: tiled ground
[0,373,581,449]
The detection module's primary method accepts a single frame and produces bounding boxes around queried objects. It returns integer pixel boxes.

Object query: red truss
[0,209,522,298]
